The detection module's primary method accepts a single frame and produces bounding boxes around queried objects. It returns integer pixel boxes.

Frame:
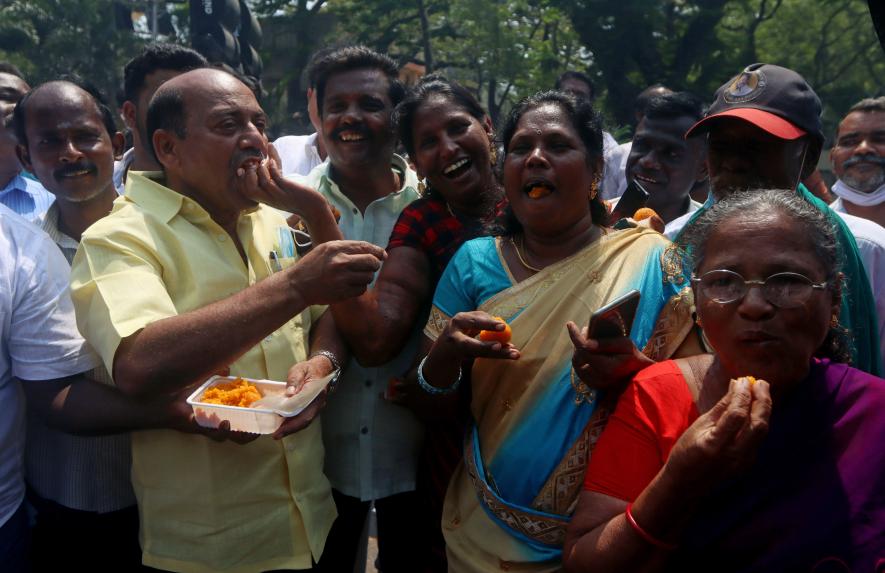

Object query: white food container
[186,373,334,435]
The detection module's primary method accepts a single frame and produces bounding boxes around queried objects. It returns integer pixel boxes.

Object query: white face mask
[832,178,885,207]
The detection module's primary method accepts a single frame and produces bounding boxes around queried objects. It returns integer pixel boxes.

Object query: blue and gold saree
[424,228,694,572]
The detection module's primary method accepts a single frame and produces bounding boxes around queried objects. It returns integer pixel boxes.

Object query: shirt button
[217,234,227,242]
[360,426,369,435]
[286,442,296,452]
[450,515,460,527]
[502,399,513,412]
[499,559,512,571]
[351,207,358,214]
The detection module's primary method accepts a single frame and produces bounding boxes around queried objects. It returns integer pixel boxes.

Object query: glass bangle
[417,355,462,395]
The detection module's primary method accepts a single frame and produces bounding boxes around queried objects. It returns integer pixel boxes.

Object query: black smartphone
[588,290,641,339]
[609,179,650,225]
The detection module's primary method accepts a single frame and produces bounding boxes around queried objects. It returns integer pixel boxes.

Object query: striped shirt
[0,173,54,224]
[26,202,136,513]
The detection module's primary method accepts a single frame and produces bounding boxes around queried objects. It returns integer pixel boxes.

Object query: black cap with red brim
[685,63,824,145]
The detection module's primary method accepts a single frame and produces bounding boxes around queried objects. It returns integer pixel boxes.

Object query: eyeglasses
[691,269,828,308]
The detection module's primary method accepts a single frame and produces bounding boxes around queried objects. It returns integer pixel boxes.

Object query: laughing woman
[417,92,698,572]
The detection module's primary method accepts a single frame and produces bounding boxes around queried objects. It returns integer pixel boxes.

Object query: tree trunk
[416,0,434,72]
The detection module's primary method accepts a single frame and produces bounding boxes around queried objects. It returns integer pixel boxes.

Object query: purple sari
[668,359,885,572]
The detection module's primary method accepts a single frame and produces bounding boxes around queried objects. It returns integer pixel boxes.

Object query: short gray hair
[678,188,851,363]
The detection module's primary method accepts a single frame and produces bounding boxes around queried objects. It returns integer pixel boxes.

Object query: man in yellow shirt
[70,68,385,573]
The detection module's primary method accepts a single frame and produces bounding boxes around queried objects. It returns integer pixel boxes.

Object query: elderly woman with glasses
[563,188,885,572]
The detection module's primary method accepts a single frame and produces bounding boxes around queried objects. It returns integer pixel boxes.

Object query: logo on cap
[723,70,767,103]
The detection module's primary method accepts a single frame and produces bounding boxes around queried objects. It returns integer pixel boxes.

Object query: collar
[113,148,135,193]
[40,201,79,252]
[0,172,26,196]
[125,171,188,223]
[310,154,419,204]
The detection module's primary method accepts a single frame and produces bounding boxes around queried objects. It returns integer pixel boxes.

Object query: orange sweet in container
[479,317,512,344]
[201,378,262,408]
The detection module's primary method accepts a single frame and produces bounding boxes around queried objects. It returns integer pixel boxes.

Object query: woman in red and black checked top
[330,75,503,572]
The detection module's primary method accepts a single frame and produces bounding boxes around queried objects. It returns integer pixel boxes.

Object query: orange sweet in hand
[479,317,512,343]
[633,207,659,221]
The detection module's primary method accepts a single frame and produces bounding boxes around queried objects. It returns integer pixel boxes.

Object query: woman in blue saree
[418,92,698,572]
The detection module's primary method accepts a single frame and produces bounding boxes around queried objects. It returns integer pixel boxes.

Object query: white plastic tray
[186,373,334,434]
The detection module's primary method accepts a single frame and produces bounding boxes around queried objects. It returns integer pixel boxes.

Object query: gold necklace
[510,235,543,273]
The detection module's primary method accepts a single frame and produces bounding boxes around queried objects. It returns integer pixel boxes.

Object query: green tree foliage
[0,0,880,143]
[558,0,884,136]
[0,0,144,111]
[275,0,587,125]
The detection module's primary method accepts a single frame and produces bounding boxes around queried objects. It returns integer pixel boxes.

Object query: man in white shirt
[0,204,98,573]
[829,97,885,228]
[274,49,329,177]
[828,97,885,367]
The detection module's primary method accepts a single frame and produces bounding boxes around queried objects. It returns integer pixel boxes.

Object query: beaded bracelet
[625,503,677,551]
[416,355,462,395]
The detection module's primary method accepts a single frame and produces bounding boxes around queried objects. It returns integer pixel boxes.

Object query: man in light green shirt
[289,46,425,573]
[70,68,386,573]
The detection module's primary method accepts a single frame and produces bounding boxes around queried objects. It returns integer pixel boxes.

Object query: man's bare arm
[20,374,190,435]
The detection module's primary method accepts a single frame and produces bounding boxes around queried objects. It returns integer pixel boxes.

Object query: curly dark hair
[678,188,852,363]
[491,90,606,236]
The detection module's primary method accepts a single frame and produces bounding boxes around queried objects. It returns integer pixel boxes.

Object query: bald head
[146,67,269,218]
[146,68,255,162]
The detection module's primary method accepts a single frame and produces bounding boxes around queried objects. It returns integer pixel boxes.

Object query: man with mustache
[289,46,424,573]
[828,97,885,367]
[830,97,885,228]
[114,43,207,192]
[12,77,152,570]
[670,63,882,375]
[0,62,53,222]
[69,67,386,572]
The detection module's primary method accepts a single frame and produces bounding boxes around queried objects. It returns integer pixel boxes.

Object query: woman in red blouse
[563,189,885,572]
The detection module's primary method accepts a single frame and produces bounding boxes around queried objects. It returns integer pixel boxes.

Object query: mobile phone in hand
[588,290,641,339]
[609,179,650,225]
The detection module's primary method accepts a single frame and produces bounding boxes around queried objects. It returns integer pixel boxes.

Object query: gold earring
[589,177,600,200]
[418,180,427,195]
[830,314,840,328]
[489,141,498,166]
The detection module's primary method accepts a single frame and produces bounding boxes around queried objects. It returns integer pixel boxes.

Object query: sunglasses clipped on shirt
[691,269,829,309]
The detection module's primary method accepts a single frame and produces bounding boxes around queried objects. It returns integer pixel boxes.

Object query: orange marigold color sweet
[479,317,512,344]
[633,207,659,221]
[201,378,263,408]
